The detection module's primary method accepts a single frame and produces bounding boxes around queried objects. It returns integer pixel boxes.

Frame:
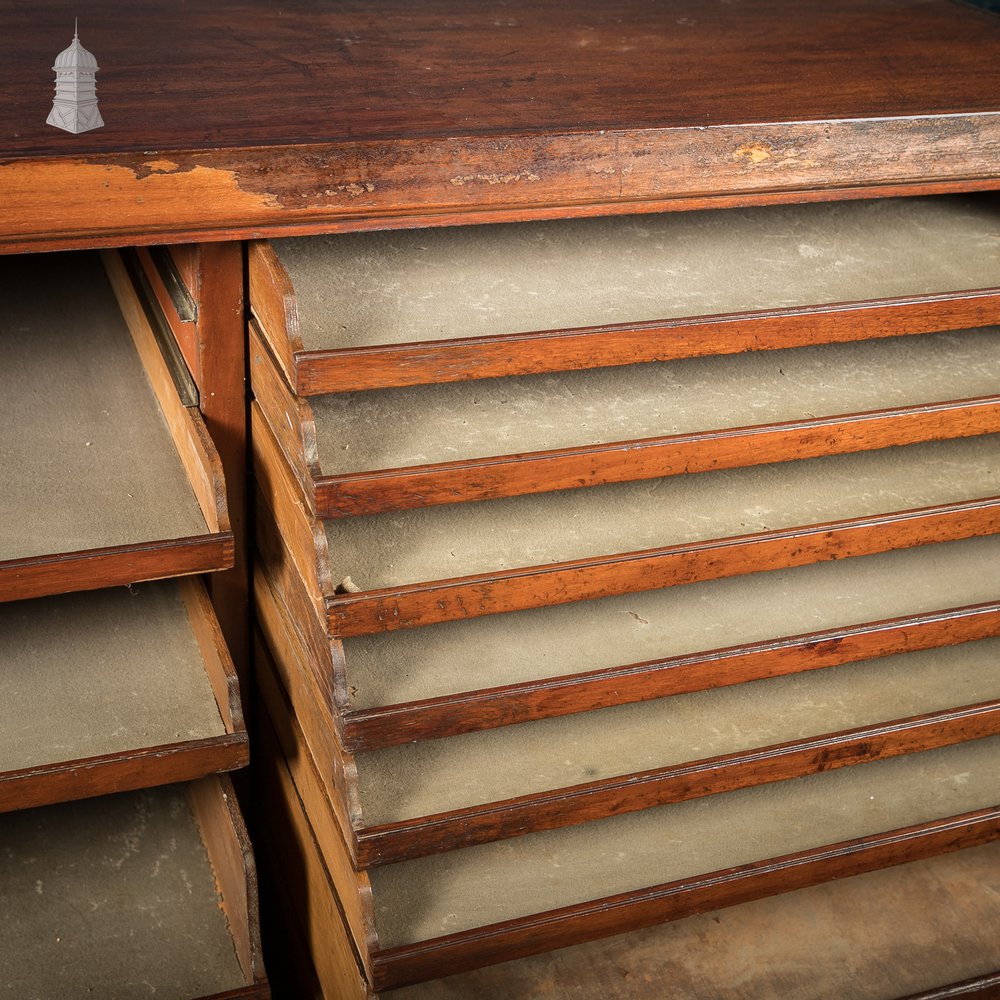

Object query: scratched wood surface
[5,0,1000,156]
[3,0,1000,249]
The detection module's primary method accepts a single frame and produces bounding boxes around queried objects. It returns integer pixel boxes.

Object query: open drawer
[255,403,1000,636]
[249,195,1000,395]
[256,581,1000,868]
[0,775,268,999]
[257,675,1000,994]
[252,320,1000,518]
[257,532,1000,753]
[0,577,248,812]
[0,251,233,603]
[385,845,1000,1000]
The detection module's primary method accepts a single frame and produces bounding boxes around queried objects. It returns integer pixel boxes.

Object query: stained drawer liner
[249,194,1000,393]
[354,639,1000,829]
[0,577,248,812]
[258,521,1000,751]
[0,776,267,999]
[0,251,233,603]
[370,739,1000,946]
[260,686,1000,992]
[339,534,1000,713]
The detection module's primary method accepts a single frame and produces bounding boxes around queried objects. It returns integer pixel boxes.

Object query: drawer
[0,775,268,999]
[257,581,1000,868]
[254,402,1000,636]
[0,251,233,603]
[0,577,248,812]
[249,195,1000,395]
[256,674,1000,993]
[257,531,1000,753]
[252,321,1000,518]
[387,848,1000,1000]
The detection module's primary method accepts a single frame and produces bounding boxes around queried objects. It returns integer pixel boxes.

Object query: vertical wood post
[194,241,249,693]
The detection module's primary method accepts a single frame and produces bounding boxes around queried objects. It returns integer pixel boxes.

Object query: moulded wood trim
[254,483,349,717]
[0,533,234,605]
[254,585,362,848]
[249,241,305,395]
[289,289,1000,395]
[5,118,1000,253]
[250,322,321,513]
[342,601,1000,750]
[355,701,1000,867]
[0,733,249,815]
[254,637,379,974]
[179,576,246,736]
[326,497,1000,636]
[370,807,1000,991]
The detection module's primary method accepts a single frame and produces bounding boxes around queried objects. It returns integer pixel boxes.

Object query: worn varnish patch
[2,117,1000,251]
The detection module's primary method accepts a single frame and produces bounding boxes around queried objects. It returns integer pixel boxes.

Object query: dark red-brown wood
[342,602,1000,750]
[287,292,1000,396]
[310,396,1000,518]
[326,498,1000,636]
[3,2,1000,250]
[370,807,1000,991]
[201,987,272,1000]
[355,701,1000,868]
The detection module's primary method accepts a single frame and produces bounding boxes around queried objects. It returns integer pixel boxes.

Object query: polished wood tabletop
[2,0,999,250]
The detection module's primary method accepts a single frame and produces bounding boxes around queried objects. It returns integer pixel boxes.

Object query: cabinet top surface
[4,0,999,159]
[3,0,1000,252]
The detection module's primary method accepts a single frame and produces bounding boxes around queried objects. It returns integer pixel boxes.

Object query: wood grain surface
[189,775,268,989]
[3,1,1000,249]
[311,397,1000,518]
[0,534,234,605]
[287,291,1000,395]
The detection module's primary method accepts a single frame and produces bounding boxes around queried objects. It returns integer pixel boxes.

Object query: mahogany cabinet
[248,193,1000,998]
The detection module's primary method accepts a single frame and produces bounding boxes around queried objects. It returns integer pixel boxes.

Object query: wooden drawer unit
[248,196,1000,997]
[0,251,233,603]
[1,248,268,995]
[0,776,267,999]
[258,681,1000,996]
[5,2,999,997]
